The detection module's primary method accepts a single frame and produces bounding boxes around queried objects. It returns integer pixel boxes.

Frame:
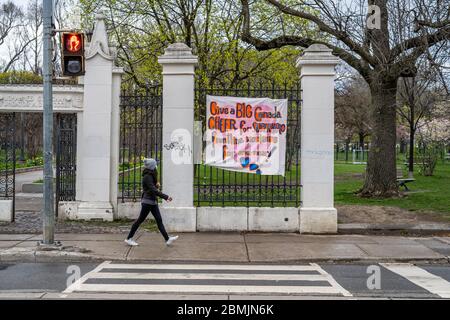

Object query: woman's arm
[144,175,169,200]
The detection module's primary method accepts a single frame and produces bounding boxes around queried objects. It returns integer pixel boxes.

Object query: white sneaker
[125,239,139,246]
[166,235,179,246]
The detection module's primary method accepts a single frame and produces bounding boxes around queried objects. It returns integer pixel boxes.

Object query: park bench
[403,161,429,167]
[397,167,415,191]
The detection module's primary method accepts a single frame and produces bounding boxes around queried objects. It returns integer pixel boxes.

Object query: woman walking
[125,158,179,246]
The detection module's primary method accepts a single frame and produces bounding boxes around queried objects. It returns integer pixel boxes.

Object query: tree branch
[264,0,376,66]
[391,25,450,58]
[240,0,371,80]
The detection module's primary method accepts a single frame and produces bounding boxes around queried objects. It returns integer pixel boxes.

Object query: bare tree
[0,1,23,47]
[336,76,373,152]
[23,0,43,75]
[240,0,450,197]
[0,1,25,70]
[397,52,447,177]
[0,0,44,73]
[3,24,36,72]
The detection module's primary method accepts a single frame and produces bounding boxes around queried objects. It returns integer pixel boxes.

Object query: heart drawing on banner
[240,157,262,175]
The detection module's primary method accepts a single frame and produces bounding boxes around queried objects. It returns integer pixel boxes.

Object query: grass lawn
[334,162,367,175]
[335,161,450,219]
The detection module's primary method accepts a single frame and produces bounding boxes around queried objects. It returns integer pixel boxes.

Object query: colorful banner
[205,95,288,176]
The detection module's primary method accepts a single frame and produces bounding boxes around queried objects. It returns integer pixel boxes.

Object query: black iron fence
[118,82,302,207]
[119,85,163,202]
[0,112,76,219]
[194,82,302,207]
[55,113,77,212]
[335,142,370,162]
[0,113,16,220]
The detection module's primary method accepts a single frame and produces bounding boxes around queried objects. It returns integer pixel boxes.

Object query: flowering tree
[416,103,450,175]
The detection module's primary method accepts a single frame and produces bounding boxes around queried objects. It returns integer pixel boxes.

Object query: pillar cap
[296,44,340,67]
[86,11,114,61]
[158,43,198,65]
[95,11,107,20]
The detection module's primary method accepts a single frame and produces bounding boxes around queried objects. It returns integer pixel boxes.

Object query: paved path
[14,170,43,192]
[0,233,449,263]
[1,261,450,299]
[0,212,130,234]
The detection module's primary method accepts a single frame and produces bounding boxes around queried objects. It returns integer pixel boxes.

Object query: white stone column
[158,43,198,232]
[297,44,340,234]
[110,68,124,218]
[74,13,123,221]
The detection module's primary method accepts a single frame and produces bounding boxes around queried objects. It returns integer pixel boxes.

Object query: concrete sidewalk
[0,232,449,263]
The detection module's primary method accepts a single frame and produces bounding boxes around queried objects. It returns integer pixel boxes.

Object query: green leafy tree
[78,0,310,90]
[0,70,42,84]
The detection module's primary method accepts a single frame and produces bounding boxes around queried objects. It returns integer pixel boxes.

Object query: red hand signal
[67,34,81,52]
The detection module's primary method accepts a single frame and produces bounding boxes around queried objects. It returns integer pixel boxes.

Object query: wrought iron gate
[0,113,16,220]
[55,113,77,213]
[194,82,302,207]
[119,85,163,202]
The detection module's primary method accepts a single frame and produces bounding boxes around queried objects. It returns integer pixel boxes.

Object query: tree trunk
[399,138,406,154]
[345,140,350,162]
[336,143,339,161]
[359,81,399,198]
[359,133,365,150]
[408,126,415,178]
[359,133,365,161]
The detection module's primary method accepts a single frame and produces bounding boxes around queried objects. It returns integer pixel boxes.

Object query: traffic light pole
[42,0,55,245]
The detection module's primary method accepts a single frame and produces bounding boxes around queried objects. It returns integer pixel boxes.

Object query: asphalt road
[0,262,449,299]
[0,263,97,292]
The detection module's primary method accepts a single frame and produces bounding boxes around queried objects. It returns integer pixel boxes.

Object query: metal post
[19,113,25,163]
[42,0,55,245]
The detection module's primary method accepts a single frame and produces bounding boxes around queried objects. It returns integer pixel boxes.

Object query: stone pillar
[158,43,198,232]
[297,44,340,234]
[110,68,124,218]
[74,13,123,221]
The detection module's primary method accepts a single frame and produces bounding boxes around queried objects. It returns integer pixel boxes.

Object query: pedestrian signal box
[61,32,85,77]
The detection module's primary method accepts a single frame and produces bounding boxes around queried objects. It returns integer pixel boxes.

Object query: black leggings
[127,204,169,241]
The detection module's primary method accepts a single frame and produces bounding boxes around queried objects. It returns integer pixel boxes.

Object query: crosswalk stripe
[89,272,327,281]
[311,263,353,297]
[101,263,319,271]
[63,261,352,297]
[65,261,110,294]
[381,263,450,298]
[67,284,344,295]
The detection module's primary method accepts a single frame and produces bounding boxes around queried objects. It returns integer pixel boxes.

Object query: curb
[1,250,448,264]
[21,183,47,194]
[338,223,450,235]
[13,166,43,175]
[0,247,101,263]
